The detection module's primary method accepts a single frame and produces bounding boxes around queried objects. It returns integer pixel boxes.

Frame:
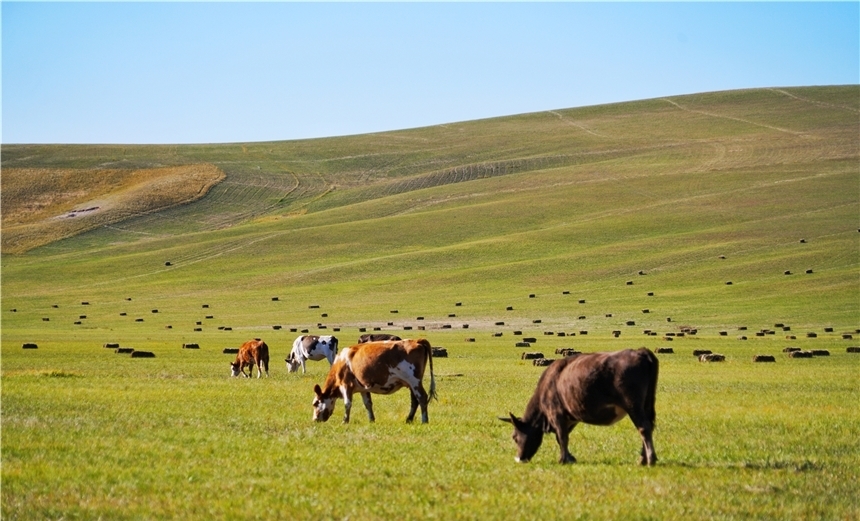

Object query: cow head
[501,413,544,463]
[285,353,300,373]
[230,361,242,377]
[312,384,335,422]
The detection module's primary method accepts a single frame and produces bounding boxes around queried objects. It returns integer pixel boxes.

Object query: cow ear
[498,416,513,424]
[313,384,322,396]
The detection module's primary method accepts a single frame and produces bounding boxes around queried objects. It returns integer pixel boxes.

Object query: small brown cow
[312,338,436,423]
[230,339,270,378]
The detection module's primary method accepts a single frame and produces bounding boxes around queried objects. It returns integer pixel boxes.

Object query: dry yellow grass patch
[1,164,225,253]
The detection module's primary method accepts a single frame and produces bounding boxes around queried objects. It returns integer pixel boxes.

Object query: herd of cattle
[230,333,659,465]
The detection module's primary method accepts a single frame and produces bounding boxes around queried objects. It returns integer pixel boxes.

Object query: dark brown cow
[312,338,436,423]
[357,333,401,343]
[230,339,270,378]
[502,348,658,465]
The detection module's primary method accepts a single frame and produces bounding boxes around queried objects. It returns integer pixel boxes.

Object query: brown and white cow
[501,348,658,465]
[230,339,270,378]
[286,335,338,373]
[312,338,437,424]
[357,333,401,343]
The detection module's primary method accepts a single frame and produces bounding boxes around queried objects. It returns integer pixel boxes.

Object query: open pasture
[2,86,859,518]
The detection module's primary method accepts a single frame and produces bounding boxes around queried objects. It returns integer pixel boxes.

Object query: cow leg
[553,423,577,464]
[406,385,429,424]
[341,387,352,424]
[300,358,307,374]
[628,410,658,466]
[361,392,375,422]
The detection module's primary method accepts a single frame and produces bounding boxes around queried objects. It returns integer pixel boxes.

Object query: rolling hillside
[2,86,858,335]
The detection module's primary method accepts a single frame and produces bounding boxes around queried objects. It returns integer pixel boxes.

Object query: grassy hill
[2,86,858,333]
[2,86,859,520]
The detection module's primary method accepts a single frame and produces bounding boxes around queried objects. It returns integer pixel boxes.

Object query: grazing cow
[358,333,401,343]
[501,348,658,465]
[312,338,436,424]
[286,335,339,373]
[230,339,270,378]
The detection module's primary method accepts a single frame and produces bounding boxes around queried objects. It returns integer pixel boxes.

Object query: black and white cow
[286,335,338,373]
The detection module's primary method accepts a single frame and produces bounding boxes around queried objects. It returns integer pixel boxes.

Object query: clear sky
[2,2,858,145]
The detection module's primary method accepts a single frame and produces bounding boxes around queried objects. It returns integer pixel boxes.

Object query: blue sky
[2,2,858,144]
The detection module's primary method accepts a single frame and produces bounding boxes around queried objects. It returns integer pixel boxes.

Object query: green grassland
[2,86,859,519]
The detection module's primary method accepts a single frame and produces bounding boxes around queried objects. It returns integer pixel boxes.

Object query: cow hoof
[560,455,577,464]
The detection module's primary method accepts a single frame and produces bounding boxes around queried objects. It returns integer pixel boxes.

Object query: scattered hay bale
[131,351,155,358]
[846,347,860,353]
[116,348,134,354]
[515,342,531,348]
[22,343,38,349]
[309,305,320,309]
[824,327,834,333]
[579,330,588,335]
[223,348,239,354]
[183,343,200,349]
[789,350,814,358]
[811,350,830,357]
[529,294,536,298]
[103,343,119,348]
[533,319,542,324]
[842,334,853,340]
[431,347,448,358]
[578,299,586,304]
[273,325,282,330]
[465,337,475,343]
[626,281,634,285]
[521,352,544,360]
[495,321,505,326]
[806,332,818,338]
[513,331,523,335]
[737,336,748,341]
[725,281,733,285]
[533,358,554,366]
[805,269,813,274]
[783,347,801,353]
[693,350,712,357]
[612,331,621,338]
[455,302,462,307]
[506,306,514,311]
[555,348,580,356]
[784,271,792,275]
[655,347,674,354]
[135,318,144,322]
[753,355,776,363]
[493,332,503,337]
[699,353,725,362]
[522,337,537,343]
[626,320,636,326]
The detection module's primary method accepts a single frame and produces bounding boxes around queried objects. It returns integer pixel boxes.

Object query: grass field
[2,86,859,519]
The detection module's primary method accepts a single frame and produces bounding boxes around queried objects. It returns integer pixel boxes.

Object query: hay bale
[783,347,801,353]
[846,347,860,353]
[116,348,134,354]
[273,325,282,330]
[223,348,239,354]
[522,337,537,343]
[515,342,531,348]
[22,343,38,349]
[699,353,725,362]
[612,331,621,338]
[431,347,448,358]
[183,343,200,349]
[506,306,514,311]
[131,351,155,358]
[693,349,712,357]
[811,350,830,357]
[737,336,748,340]
[521,352,544,360]
[753,355,776,363]
[493,332,503,337]
[824,327,834,333]
[103,343,119,348]
[533,358,554,366]
[465,337,475,343]
[842,334,853,340]
[789,350,814,358]
[655,347,674,354]
[806,332,818,338]
[495,321,505,326]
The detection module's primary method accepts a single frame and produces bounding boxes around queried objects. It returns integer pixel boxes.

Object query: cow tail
[426,340,438,401]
